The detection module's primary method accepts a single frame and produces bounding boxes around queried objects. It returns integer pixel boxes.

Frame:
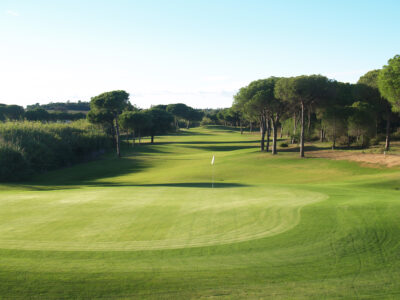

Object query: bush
[200,117,214,126]
[0,143,30,181]
[279,142,289,147]
[0,121,112,181]
[370,137,380,146]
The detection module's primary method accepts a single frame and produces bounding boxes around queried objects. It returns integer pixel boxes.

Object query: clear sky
[1,0,399,108]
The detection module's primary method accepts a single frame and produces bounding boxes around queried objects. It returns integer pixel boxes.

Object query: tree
[89,90,130,157]
[319,105,349,148]
[234,78,277,151]
[0,104,5,121]
[275,78,300,144]
[269,79,287,154]
[87,109,115,140]
[231,97,245,134]
[151,104,167,110]
[166,103,190,130]
[1,105,25,121]
[316,81,353,148]
[216,108,234,126]
[146,108,174,143]
[25,108,50,121]
[356,70,392,150]
[275,75,330,157]
[120,111,152,145]
[378,55,400,150]
[348,101,375,147]
[185,108,203,128]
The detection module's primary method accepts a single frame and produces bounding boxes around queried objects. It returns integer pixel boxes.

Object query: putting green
[0,186,326,251]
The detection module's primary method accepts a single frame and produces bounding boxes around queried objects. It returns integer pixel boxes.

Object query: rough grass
[1,126,400,299]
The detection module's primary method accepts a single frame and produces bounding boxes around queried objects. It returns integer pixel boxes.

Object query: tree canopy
[88,90,130,157]
[378,55,400,112]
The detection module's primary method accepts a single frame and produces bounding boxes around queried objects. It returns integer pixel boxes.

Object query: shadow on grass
[279,145,330,153]
[100,182,249,188]
[202,125,250,132]
[12,156,152,191]
[183,145,257,152]
[278,144,367,153]
[169,130,213,136]
[10,181,248,191]
[122,144,172,155]
[157,140,258,145]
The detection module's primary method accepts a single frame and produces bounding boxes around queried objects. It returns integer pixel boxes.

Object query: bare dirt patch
[307,150,400,168]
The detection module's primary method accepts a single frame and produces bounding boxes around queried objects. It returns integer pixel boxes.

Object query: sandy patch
[307,150,400,168]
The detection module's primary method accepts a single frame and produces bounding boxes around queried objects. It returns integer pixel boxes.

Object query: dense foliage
[26,101,90,112]
[0,121,111,181]
[221,55,400,156]
[0,104,86,122]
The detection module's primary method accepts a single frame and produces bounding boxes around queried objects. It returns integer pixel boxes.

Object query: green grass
[1,126,400,299]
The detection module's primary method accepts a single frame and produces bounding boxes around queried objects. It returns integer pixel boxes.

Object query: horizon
[1,0,400,108]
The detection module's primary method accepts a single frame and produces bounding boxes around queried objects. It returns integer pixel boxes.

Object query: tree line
[1,93,205,160]
[0,104,86,122]
[26,101,90,112]
[215,55,400,157]
[86,91,204,157]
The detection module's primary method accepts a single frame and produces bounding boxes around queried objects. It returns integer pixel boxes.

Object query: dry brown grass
[308,150,400,168]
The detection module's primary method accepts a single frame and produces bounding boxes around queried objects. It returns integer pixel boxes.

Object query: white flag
[211,155,215,165]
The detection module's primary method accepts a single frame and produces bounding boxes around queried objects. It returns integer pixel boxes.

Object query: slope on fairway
[1,126,400,299]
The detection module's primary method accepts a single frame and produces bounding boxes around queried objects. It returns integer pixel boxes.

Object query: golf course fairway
[1,126,400,299]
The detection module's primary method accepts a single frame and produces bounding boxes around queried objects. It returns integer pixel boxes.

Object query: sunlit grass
[1,126,400,298]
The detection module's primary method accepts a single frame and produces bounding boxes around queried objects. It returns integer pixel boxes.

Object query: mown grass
[1,126,400,299]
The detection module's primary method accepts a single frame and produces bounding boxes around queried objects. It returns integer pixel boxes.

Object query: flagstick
[212,164,214,188]
[211,155,215,188]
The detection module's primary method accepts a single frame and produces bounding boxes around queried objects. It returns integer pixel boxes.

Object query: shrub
[279,142,289,147]
[0,121,112,181]
[200,117,214,126]
[370,137,380,146]
[0,143,30,181]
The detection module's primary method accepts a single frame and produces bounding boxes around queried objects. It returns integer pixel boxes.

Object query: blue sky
[1,0,399,108]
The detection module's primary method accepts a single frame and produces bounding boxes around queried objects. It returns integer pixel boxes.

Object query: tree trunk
[292,112,297,144]
[266,117,270,152]
[186,120,190,129]
[111,123,116,147]
[132,130,135,147]
[385,109,391,151]
[307,108,311,134]
[347,134,351,148]
[332,117,336,149]
[250,122,253,133]
[280,124,283,139]
[332,130,336,149]
[240,119,243,134]
[151,135,154,144]
[320,119,324,142]
[300,102,305,158]
[272,117,278,155]
[115,115,121,157]
[260,119,266,151]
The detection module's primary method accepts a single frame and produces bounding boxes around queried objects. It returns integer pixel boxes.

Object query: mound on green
[1,126,400,299]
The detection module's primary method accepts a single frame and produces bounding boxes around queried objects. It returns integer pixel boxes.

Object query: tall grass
[0,120,111,181]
